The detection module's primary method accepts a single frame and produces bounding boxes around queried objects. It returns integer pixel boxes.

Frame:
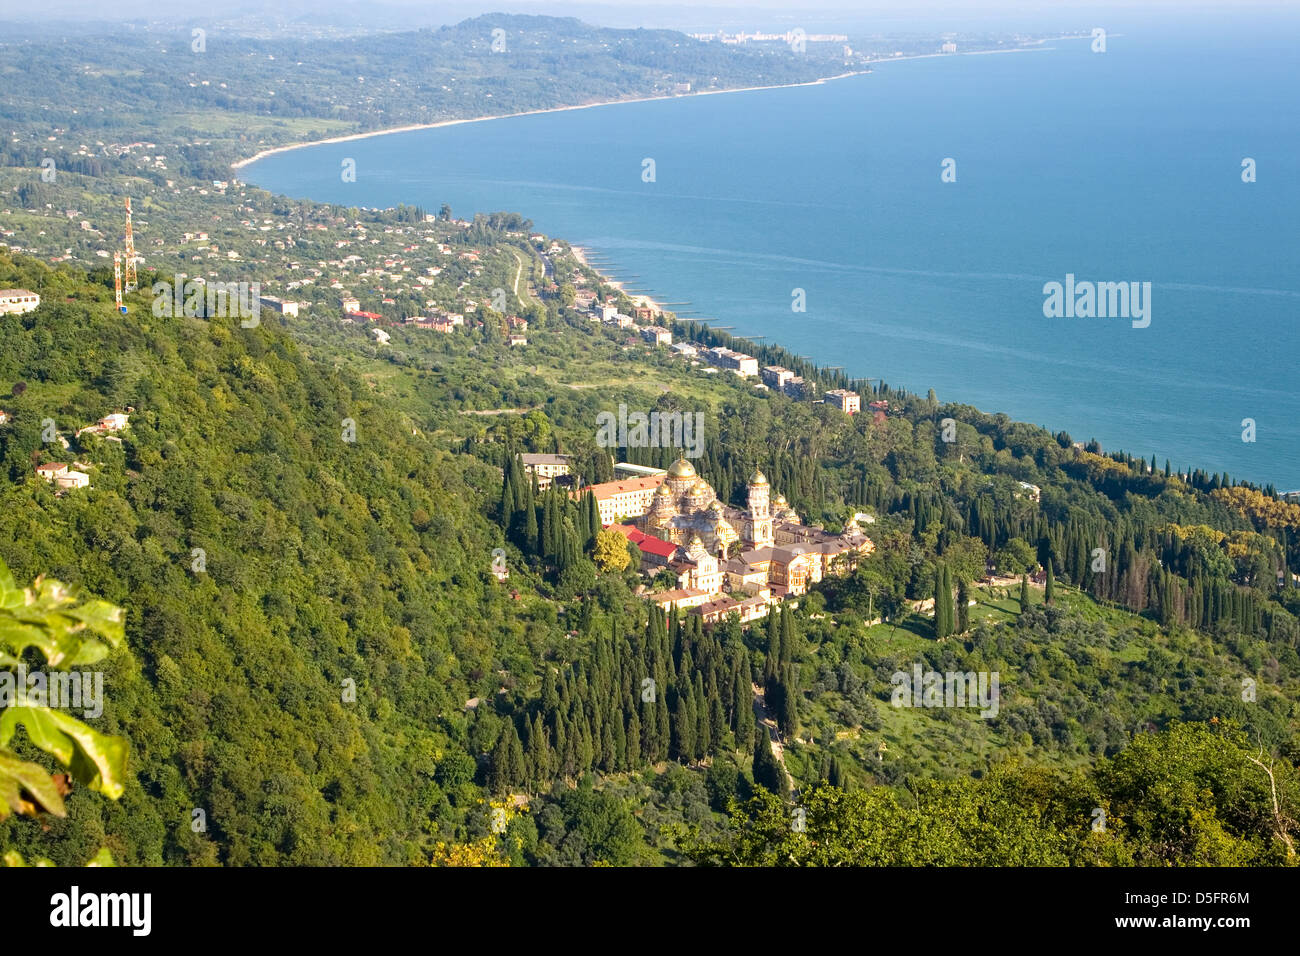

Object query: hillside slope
[0,251,520,864]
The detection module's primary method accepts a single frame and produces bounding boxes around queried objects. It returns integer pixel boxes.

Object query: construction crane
[123,197,138,291]
[113,253,126,314]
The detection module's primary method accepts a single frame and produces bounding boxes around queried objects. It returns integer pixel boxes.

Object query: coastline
[230,70,871,172]
[229,39,1082,174]
[221,32,1278,482]
[570,245,671,317]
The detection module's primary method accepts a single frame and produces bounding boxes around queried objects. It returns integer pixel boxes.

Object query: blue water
[243,10,1300,487]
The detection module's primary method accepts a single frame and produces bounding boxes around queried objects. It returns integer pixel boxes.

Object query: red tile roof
[607,523,677,558]
[584,476,662,501]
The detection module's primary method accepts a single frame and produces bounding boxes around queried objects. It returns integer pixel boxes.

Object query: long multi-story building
[825,388,861,414]
[583,475,665,524]
[0,289,40,315]
[519,453,573,490]
[706,346,758,377]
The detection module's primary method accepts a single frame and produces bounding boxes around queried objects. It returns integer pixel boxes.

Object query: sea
[241,7,1300,488]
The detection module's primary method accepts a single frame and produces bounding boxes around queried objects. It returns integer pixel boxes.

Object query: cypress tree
[500,465,516,528]
[577,712,594,772]
[764,610,782,684]
[778,664,799,737]
[531,713,550,784]
[956,577,970,633]
[1020,574,1030,613]
[601,716,616,771]
[640,699,658,764]
[490,726,511,794]
[508,721,525,789]
[626,708,641,769]
[541,490,556,560]
[1045,559,1055,605]
[694,674,710,759]
[555,713,571,778]
[654,686,671,762]
[523,476,538,554]
[491,722,525,794]
[733,662,754,744]
[673,690,696,762]
[933,566,944,637]
[781,602,795,665]
[542,667,558,713]
[752,726,786,796]
[829,756,847,790]
[585,491,600,548]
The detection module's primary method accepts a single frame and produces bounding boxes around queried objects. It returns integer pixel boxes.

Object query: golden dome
[708,500,724,511]
[654,483,673,497]
[667,457,697,479]
[749,468,768,485]
[774,494,788,506]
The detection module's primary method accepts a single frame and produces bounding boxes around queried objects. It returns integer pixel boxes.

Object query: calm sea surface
[243,11,1300,487]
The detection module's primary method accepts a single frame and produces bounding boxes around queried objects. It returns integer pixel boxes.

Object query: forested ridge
[0,250,518,864]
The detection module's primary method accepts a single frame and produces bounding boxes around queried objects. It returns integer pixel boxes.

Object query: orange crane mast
[123,197,138,291]
[113,253,126,313]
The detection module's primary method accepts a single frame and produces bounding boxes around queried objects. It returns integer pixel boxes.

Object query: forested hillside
[0,15,847,181]
[0,250,522,864]
[1,243,1297,866]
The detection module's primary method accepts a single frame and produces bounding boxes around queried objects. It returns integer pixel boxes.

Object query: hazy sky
[0,0,1282,32]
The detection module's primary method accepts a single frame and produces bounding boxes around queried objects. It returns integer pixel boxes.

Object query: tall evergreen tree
[585,491,600,549]
[752,726,786,796]
[778,664,799,737]
[523,475,538,554]
[541,490,557,560]
[490,721,525,794]
[933,565,951,639]
[733,659,755,745]
[956,577,970,633]
[781,602,795,665]
[673,690,696,763]
[764,610,782,684]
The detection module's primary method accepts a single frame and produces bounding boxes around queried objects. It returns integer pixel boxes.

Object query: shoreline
[230,38,1083,173]
[223,33,1270,481]
[230,70,871,172]
[570,245,671,317]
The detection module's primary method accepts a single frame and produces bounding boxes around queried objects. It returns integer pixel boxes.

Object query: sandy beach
[229,36,1085,329]
[230,70,872,172]
[570,245,672,317]
[229,36,1088,174]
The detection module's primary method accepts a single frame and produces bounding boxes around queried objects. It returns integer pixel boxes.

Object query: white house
[0,290,40,315]
[55,470,91,490]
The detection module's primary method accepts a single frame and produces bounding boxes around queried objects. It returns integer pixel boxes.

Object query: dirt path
[510,248,541,308]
